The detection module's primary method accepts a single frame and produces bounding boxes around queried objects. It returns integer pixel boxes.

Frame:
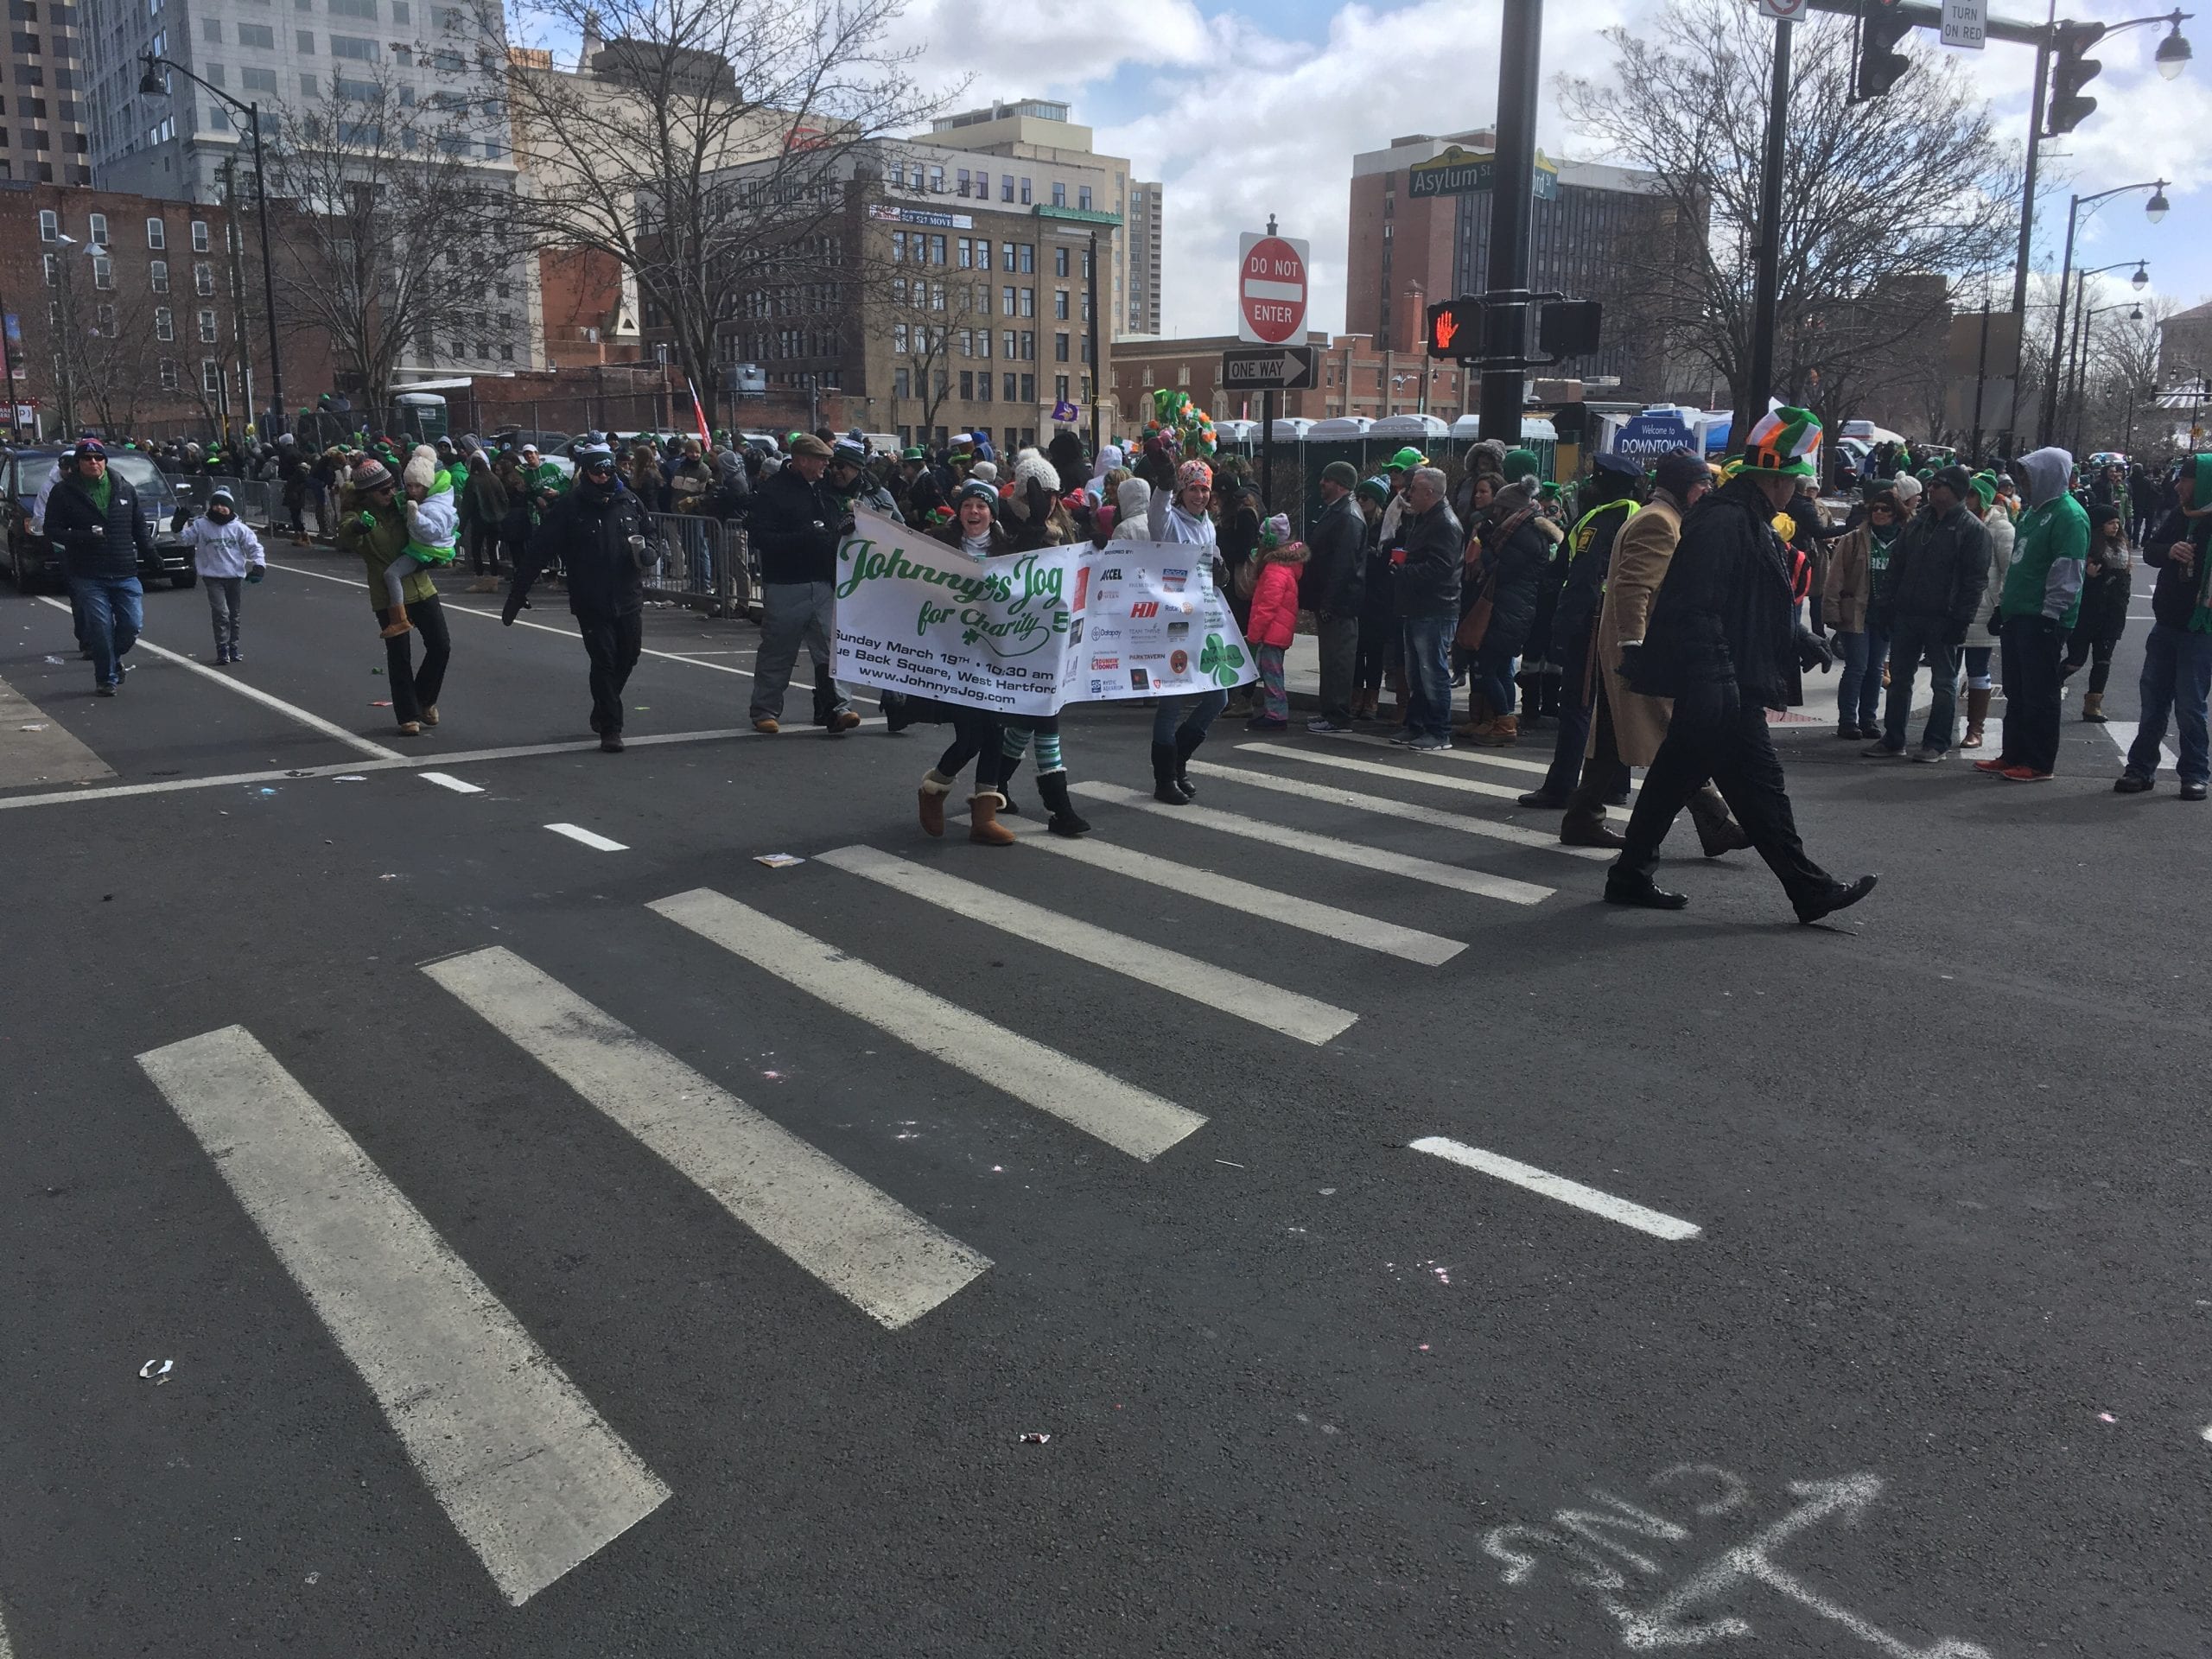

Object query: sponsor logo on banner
[1167,620,1191,638]
[1089,625,1122,644]
[1101,568,1122,581]
[1131,601,1160,619]
[1070,619,1084,645]
[1091,656,1119,671]
[1161,569,1187,590]
[1170,649,1190,674]
[1129,668,1151,690]
[1071,565,1090,613]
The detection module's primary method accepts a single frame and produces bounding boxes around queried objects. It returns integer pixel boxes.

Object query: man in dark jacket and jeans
[1305,461,1366,731]
[504,446,666,752]
[1607,408,1878,924]
[47,438,153,696]
[747,432,858,734]
[2116,453,2212,798]
[1390,466,1464,752]
[1865,462,1990,761]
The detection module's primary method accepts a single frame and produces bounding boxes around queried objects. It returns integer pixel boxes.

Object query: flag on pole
[687,378,711,446]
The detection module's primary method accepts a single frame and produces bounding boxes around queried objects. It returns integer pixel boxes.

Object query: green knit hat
[1356,475,1390,505]
[1502,446,1541,481]
[1968,470,1998,509]
[1739,405,1822,478]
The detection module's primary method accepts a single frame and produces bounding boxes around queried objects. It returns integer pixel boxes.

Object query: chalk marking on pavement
[1004,817,1467,963]
[1174,762,1615,861]
[135,1026,670,1605]
[816,844,1357,1046]
[1072,782,1559,901]
[1241,741,1633,822]
[420,771,485,793]
[648,887,1205,1160]
[545,822,628,851]
[2102,720,2177,771]
[0,728,766,812]
[1409,1135,1701,1241]
[1317,724,1639,791]
[425,946,988,1328]
[263,560,878,701]
[35,594,406,761]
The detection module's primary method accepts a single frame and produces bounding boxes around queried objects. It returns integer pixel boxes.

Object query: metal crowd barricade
[644,510,753,616]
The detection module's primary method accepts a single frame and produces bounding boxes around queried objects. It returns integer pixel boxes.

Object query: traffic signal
[1854,2,1914,101]
[1539,300,1603,359]
[2047,21,2107,136]
[1426,297,1483,361]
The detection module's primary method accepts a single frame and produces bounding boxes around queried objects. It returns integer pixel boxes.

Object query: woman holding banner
[918,480,1023,844]
[981,454,1092,837]
[1140,459,1230,804]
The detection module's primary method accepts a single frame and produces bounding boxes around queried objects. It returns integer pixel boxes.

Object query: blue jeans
[1834,630,1872,725]
[1883,615,1960,753]
[1475,644,1516,725]
[71,574,143,690]
[1855,621,1890,730]
[2127,623,2212,785]
[1402,613,1455,741]
[1154,688,1227,744]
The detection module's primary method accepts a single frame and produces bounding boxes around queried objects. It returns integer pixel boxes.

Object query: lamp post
[139,54,286,436]
[2075,297,2147,455]
[2039,181,2167,447]
[2062,261,2150,448]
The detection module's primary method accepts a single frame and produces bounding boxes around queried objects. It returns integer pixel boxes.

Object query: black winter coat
[2143,507,2204,630]
[1471,509,1549,659]
[1631,475,1806,710]
[749,463,841,585]
[519,480,664,616]
[47,471,152,581]
[1304,491,1365,616]
[1393,499,1464,617]
[1876,502,1990,633]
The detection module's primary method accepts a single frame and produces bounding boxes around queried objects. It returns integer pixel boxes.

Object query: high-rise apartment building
[1125,178,1161,336]
[0,0,91,185]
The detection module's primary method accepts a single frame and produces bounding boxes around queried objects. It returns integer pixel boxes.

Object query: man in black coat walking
[746,433,858,734]
[45,438,153,696]
[1304,461,1366,731]
[1606,408,1878,925]
[503,445,666,752]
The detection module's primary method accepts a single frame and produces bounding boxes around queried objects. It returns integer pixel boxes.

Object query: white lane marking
[420,772,484,793]
[36,594,405,761]
[263,561,877,702]
[1005,817,1467,963]
[815,844,1356,1046]
[136,1026,669,1605]
[1242,741,1632,822]
[545,822,628,852]
[1319,724,1639,790]
[0,728,767,813]
[0,1598,11,1659]
[1073,783,1558,903]
[1410,1135,1701,1241]
[648,887,1205,1160]
[425,947,987,1329]
[1173,762,1614,861]
[2103,720,2177,771]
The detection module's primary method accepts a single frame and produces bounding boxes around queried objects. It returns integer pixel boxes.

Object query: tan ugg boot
[1471,713,1519,746]
[918,769,953,836]
[2081,690,2107,722]
[1961,686,1993,748]
[378,606,413,639]
[968,790,1015,847]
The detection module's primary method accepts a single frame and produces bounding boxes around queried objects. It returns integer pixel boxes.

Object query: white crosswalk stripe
[1314,725,1641,791]
[424,946,990,1330]
[136,1026,670,1607]
[648,887,1206,1160]
[1410,1135,1701,1241]
[814,845,1357,1046]
[1240,741,1633,822]
[1164,762,1614,861]
[1004,817,1467,964]
[1072,782,1560,899]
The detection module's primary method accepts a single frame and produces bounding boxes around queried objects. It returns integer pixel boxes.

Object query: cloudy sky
[886,0,2210,339]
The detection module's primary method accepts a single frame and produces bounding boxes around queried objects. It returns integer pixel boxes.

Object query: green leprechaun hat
[1739,405,1822,477]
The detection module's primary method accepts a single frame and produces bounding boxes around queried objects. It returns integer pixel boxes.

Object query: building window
[145,216,164,249]
[1001,328,1014,359]
[155,307,174,340]
[1001,285,1014,316]
[928,165,942,193]
[295,27,313,48]
[201,359,220,392]
[976,372,991,404]
[1054,246,1069,278]
[1018,245,1033,274]
[893,366,909,397]
[1055,373,1069,402]
[999,174,1012,202]
[1019,176,1031,205]
[1000,241,1014,272]
[1054,290,1069,320]
[91,254,111,289]
[1078,186,1091,211]
[243,66,277,92]
[95,303,113,335]
[330,0,374,13]
[200,15,219,40]
[40,251,54,284]
[890,230,905,263]
[37,207,54,240]
[198,307,218,341]
[238,20,273,44]
[329,32,376,58]
[191,219,209,251]
[194,261,213,295]
[1020,373,1035,403]
[1019,288,1033,318]
[149,259,168,292]
[1055,332,1069,362]
[1020,331,1034,360]
[958,370,972,400]
[1051,181,1065,207]
[956,237,970,269]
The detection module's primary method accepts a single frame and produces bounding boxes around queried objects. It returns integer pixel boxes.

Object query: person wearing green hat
[1606,407,1877,925]
[1977,446,2086,781]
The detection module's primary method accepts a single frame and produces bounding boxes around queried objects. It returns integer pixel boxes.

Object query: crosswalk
[121,731,1725,1613]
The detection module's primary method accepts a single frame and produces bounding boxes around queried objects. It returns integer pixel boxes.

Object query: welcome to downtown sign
[833,508,1256,716]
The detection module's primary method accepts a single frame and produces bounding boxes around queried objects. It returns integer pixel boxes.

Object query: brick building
[1111,331,1475,426]
[0,179,330,439]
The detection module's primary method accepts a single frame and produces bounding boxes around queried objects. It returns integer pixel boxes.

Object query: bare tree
[260,60,520,414]
[27,247,162,435]
[1559,0,2018,428]
[486,0,955,429]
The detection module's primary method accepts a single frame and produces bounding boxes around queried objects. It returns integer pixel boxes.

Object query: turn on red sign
[1238,232,1309,346]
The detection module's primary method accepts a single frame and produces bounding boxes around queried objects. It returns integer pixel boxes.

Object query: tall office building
[1125,178,1161,336]
[0,0,91,184]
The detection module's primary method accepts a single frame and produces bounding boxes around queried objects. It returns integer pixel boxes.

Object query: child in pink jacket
[1244,513,1308,729]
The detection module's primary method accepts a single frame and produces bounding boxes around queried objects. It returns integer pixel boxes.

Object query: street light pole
[1478,0,1543,448]
[141,56,287,435]
[2038,181,2167,447]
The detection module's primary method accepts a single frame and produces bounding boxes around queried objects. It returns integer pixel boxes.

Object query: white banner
[831,508,1255,716]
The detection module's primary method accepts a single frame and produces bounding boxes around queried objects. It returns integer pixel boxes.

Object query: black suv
[3,448,194,592]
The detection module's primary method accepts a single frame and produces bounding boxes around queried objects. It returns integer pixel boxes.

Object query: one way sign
[1221,345,1318,391]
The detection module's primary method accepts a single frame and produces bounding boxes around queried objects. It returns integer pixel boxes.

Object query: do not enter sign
[1239,232,1309,346]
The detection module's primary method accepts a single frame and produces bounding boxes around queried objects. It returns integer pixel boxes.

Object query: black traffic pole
[1478,0,1543,448]
[1745,16,1792,421]
[1086,229,1103,457]
[2001,5,2056,455]
[1260,212,1276,512]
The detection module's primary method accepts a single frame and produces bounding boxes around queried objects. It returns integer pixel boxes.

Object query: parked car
[4,447,194,592]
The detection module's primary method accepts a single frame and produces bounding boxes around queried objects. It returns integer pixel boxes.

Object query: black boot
[1604,862,1689,911]
[1172,725,1205,800]
[1151,741,1187,804]
[1035,769,1091,837]
[1794,874,1878,925]
[997,752,1025,816]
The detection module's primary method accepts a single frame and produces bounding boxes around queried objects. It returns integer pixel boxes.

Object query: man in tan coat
[1560,448,1751,854]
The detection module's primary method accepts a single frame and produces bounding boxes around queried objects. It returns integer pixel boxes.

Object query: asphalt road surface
[1,552,2205,1658]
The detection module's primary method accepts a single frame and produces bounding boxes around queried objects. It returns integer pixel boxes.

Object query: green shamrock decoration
[1198,632,1245,687]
